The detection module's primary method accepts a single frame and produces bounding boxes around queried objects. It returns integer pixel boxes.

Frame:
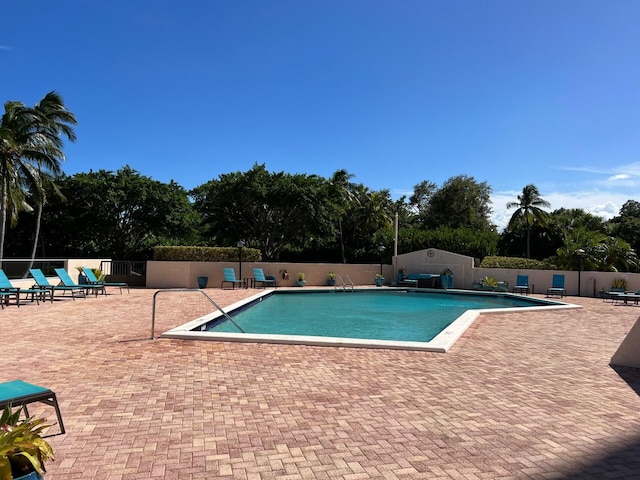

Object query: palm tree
[506,184,551,258]
[329,169,356,263]
[26,93,76,269]
[0,91,76,262]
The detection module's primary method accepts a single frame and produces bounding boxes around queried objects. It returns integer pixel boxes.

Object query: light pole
[236,240,245,283]
[378,244,386,277]
[576,248,585,297]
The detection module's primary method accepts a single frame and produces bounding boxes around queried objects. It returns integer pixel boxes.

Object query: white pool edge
[160,289,581,352]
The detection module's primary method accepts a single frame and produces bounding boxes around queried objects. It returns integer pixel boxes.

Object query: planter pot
[375,278,384,287]
[296,280,307,287]
[439,275,449,289]
[197,276,208,289]
[78,273,87,284]
[14,472,44,480]
[326,279,336,286]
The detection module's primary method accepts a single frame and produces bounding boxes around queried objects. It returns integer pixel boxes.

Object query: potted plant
[439,268,454,289]
[74,266,87,285]
[375,274,385,287]
[397,266,406,284]
[296,272,307,287]
[611,278,627,292]
[326,273,336,286]
[0,405,54,480]
[480,276,499,291]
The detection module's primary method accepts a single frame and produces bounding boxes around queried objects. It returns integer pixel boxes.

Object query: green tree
[191,164,338,261]
[36,167,199,259]
[506,184,550,258]
[0,91,76,261]
[609,200,640,254]
[426,175,495,232]
[408,180,437,227]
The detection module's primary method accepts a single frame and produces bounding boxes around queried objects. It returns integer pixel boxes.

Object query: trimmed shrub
[480,256,557,270]
[153,246,262,262]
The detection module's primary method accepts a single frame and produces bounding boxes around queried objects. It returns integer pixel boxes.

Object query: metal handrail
[151,288,244,339]
[334,273,354,291]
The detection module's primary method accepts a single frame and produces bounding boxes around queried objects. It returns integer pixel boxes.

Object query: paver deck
[2,288,639,479]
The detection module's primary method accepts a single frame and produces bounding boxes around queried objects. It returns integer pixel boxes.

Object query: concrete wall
[146,261,394,289]
[395,248,640,296]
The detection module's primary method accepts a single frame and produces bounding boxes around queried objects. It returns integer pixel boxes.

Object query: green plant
[482,276,499,288]
[327,272,336,280]
[441,267,453,276]
[375,273,384,279]
[0,405,54,480]
[612,278,627,290]
[297,272,305,281]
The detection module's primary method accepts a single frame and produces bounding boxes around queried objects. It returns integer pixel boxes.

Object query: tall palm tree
[26,93,76,269]
[506,184,551,258]
[0,91,76,262]
[329,169,356,263]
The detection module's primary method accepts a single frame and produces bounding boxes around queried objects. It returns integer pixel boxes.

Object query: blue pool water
[204,290,549,343]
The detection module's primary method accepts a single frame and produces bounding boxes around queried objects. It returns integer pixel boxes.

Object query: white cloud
[608,174,630,181]
[490,190,632,232]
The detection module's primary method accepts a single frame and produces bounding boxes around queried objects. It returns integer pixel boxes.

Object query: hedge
[153,246,262,262]
[479,256,558,270]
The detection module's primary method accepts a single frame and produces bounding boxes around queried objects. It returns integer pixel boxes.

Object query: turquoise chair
[252,268,276,288]
[221,268,243,289]
[0,379,65,436]
[29,268,86,301]
[0,269,49,306]
[546,274,566,298]
[513,275,531,295]
[55,268,104,297]
[81,267,129,294]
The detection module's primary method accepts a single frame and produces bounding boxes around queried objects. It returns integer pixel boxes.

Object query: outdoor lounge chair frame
[81,267,130,294]
[0,380,65,436]
[29,268,87,301]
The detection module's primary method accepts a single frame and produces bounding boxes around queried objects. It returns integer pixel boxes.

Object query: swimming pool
[162,289,578,352]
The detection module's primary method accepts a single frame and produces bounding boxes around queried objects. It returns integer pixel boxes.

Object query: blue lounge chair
[29,268,86,301]
[221,268,243,289]
[252,268,277,288]
[0,269,49,306]
[546,274,566,298]
[0,379,65,436]
[513,275,532,295]
[81,267,129,294]
[55,268,104,297]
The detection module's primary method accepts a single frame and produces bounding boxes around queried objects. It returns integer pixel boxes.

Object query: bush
[153,246,262,262]
[480,256,558,270]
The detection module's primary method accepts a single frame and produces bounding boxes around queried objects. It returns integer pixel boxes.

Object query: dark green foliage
[424,175,495,231]
[153,246,261,262]
[480,256,557,270]
[6,166,200,260]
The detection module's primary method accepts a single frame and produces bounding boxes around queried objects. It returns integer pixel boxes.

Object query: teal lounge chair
[29,268,86,301]
[0,269,49,306]
[221,268,243,289]
[513,275,532,295]
[0,379,65,436]
[81,267,129,294]
[546,274,566,298]
[252,268,277,288]
[55,268,104,297]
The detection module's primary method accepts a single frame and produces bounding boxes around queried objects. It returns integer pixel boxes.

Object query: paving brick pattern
[2,288,640,479]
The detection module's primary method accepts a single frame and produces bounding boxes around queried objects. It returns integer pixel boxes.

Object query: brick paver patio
[2,287,639,479]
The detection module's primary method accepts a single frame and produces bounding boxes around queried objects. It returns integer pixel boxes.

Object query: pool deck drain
[2,287,640,479]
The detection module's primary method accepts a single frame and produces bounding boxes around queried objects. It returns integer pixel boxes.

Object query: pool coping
[160,287,581,352]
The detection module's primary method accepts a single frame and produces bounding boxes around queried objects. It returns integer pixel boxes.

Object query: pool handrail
[335,273,354,291]
[151,288,245,339]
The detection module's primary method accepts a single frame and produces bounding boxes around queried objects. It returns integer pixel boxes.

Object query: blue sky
[2,1,640,230]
